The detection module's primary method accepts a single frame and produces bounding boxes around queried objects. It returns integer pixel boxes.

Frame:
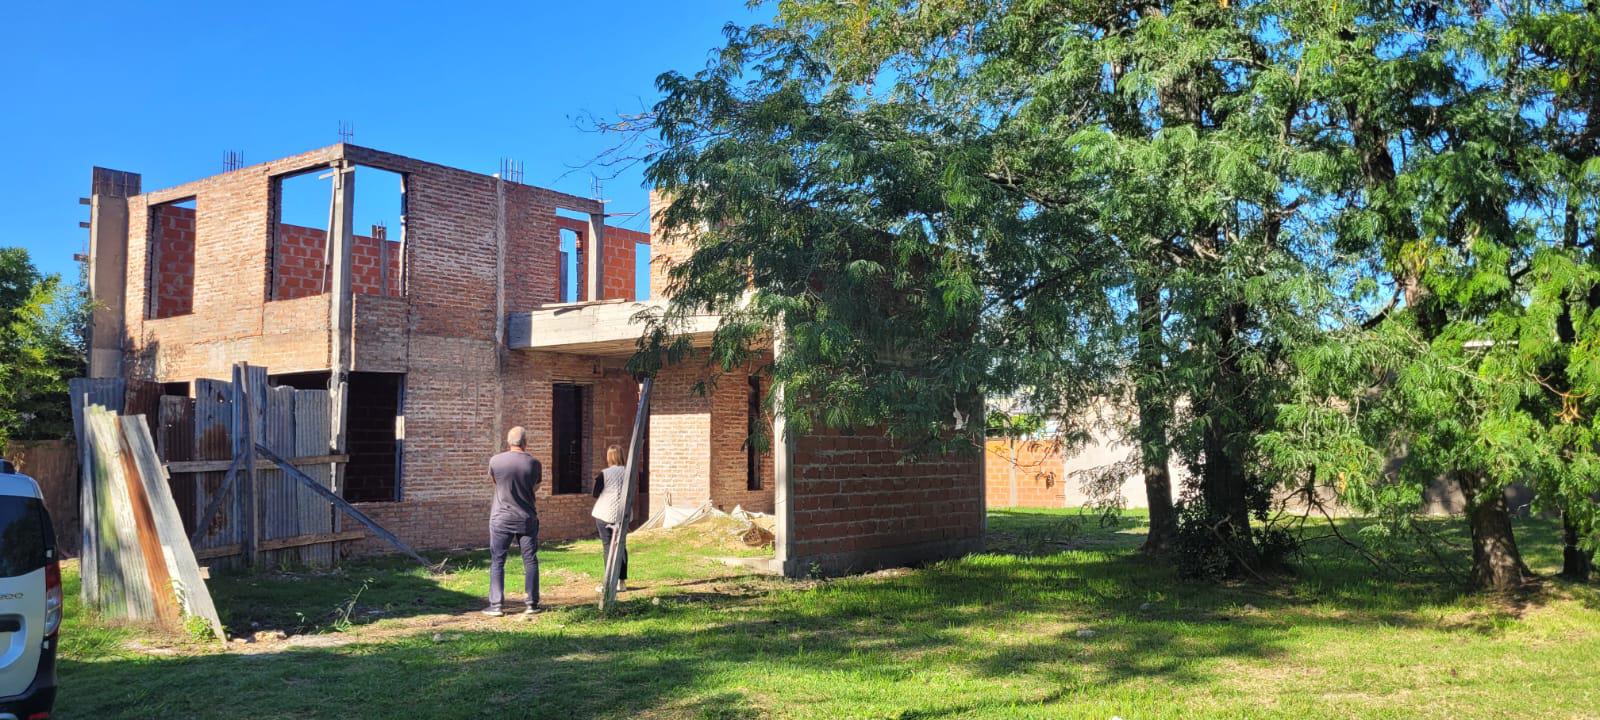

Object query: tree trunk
[1134,278,1176,552]
[1560,509,1593,582]
[1461,475,1534,591]
[1199,303,1253,544]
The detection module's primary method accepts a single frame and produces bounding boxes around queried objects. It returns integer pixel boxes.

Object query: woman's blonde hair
[606,444,624,467]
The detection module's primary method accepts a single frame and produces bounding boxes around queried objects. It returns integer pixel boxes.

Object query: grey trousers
[488,522,539,610]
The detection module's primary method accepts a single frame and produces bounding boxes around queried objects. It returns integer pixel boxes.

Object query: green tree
[1265,0,1600,590]
[639,0,1342,574]
[0,248,87,450]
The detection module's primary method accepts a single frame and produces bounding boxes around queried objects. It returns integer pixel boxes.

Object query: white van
[0,459,59,720]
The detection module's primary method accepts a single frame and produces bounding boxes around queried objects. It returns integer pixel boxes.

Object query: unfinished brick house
[84,144,984,577]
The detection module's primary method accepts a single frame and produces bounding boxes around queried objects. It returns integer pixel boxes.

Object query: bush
[1173,499,1297,581]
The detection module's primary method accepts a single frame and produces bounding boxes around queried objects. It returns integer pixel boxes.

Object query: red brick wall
[123,145,343,381]
[648,190,692,301]
[271,223,399,300]
[984,439,1064,508]
[118,143,742,556]
[787,425,985,574]
[554,216,650,302]
[710,372,775,513]
[122,145,617,553]
[149,204,196,318]
[647,358,713,511]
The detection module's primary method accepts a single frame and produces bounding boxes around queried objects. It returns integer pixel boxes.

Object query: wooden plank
[193,544,242,561]
[601,376,652,612]
[187,454,243,549]
[191,530,365,560]
[164,455,347,473]
[255,444,434,570]
[232,363,259,566]
[120,415,224,641]
[260,529,365,553]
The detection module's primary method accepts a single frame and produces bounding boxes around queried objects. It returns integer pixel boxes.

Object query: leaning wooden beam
[187,453,245,549]
[601,376,652,612]
[254,444,436,571]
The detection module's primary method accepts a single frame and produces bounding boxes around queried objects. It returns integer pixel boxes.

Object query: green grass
[53,510,1600,719]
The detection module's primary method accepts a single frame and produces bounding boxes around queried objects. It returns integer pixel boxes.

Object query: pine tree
[642,0,1340,575]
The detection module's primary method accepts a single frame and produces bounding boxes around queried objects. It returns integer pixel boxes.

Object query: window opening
[147,197,197,318]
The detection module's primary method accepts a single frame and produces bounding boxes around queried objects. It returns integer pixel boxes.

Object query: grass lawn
[54,510,1600,719]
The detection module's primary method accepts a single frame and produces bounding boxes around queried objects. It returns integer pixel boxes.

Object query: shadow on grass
[59,512,1591,719]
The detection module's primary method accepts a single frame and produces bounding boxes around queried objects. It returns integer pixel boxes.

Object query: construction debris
[638,501,775,548]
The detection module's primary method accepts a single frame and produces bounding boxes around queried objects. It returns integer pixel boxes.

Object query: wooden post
[327,161,356,504]
[232,363,259,566]
[601,376,652,612]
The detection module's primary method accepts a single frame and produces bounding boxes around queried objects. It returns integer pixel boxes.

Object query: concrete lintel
[506,300,720,356]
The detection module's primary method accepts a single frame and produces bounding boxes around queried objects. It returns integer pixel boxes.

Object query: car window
[0,495,49,578]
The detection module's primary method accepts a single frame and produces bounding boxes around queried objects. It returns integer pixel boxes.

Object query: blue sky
[0,1,765,290]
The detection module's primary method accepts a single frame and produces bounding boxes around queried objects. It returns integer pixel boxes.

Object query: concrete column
[585,209,606,301]
[771,330,795,568]
[86,167,140,378]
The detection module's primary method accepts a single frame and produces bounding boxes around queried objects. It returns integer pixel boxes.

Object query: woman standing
[591,444,629,593]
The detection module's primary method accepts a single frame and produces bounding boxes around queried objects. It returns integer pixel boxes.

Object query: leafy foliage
[0,248,87,449]
[634,0,1600,586]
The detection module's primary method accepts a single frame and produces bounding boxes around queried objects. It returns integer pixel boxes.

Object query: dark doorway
[552,383,586,494]
[345,372,404,503]
[746,376,762,490]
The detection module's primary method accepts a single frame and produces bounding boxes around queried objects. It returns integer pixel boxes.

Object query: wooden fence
[3,438,80,554]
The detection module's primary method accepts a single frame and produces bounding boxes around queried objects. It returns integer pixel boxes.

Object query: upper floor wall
[95,144,649,381]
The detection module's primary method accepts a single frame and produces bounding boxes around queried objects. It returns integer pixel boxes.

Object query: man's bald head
[506,426,527,449]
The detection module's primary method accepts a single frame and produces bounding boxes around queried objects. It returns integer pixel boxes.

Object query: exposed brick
[983,438,1064,508]
[112,144,983,579]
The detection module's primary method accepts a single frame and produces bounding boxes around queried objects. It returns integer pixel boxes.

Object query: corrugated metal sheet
[68,377,125,606]
[157,396,196,535]
[294,390,335,566]
[259,386,297,567]
[83,406,155,619]
[83,366,350,573]
[192,378,238,568]
[119,415,225,641]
